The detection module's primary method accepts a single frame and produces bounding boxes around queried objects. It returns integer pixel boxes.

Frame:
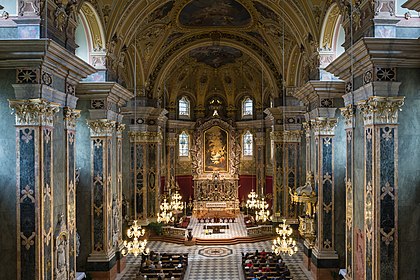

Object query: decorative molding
[9,98,60,126]
[358,96,405,125]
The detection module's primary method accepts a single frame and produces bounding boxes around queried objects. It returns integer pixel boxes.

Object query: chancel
[0,0,419,280]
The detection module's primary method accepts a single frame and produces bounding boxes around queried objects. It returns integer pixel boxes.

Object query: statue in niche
[75,231,80,257]
[54,214,69,279]
[112,194,120,247]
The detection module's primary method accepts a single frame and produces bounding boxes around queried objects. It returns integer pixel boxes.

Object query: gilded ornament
[9,98,60,126]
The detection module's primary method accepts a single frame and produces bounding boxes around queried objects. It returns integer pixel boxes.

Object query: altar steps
[148,234,274,246]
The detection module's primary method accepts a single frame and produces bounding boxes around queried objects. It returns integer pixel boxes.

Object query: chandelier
[246,189,259,209]
[255,197,270,223]
[170,190,184,212]
[272,219,298,256]
[122,220,150,257]
[157,198,174,224]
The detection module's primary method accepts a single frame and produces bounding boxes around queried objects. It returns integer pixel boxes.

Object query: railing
[247,225,273,236]
[162,226,187,238]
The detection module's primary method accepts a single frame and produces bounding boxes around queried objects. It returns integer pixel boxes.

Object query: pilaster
[311,117,339,278]
[115,123,126,273]
[63,107,81,280]
[340,105,355,280]
[9,98,60,280]
[87,119,116,264]
[128,131,163,220]
[358,96,404,280]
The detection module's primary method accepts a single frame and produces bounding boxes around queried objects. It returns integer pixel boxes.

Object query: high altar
[191,118,241,218]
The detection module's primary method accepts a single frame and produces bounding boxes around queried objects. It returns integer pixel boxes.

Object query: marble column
[87,119,117,276]
[129,131,162,219]
[115,123,126,273]
[311,117,339,276]
[358,96,404,280]
[63,107,81,280]
[9,99,60,280]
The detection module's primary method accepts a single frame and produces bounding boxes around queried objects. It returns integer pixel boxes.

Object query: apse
[179,0,252,27]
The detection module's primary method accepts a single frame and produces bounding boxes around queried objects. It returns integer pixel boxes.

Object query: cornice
[293,80,345,104]
[76,82,134,106]
[402,0,420,12]
[0,39,96,83]
[326,38,420,81]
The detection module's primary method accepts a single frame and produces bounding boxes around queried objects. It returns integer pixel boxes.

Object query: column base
[302,241,312,271]
[87,255,118,280]
[115,251,126,273]
[310,248,339,280]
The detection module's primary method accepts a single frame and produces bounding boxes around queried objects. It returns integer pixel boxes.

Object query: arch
[320,3,342,51]
[152,35,280,101]
[76,2,107,70]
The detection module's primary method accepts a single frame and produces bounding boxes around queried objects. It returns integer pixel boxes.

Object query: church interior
[0,0,419,279]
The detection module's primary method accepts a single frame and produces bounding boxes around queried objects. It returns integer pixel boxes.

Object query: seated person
[157,269,165,279]
[149,262,156,270]
[262,265,271,273]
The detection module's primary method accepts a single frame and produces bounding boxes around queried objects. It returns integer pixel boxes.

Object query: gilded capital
[311,117,337,136]
[270,130,302,143]
[116,123,126,136]
[9,98,60,126]
[302,121,311,138]
[129,131,162,143]
[358,96,405,125]
[63,107,81,130]
[340,104,355,129]
[88,119,116,137]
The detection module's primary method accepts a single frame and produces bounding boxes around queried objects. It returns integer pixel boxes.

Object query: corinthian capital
[128,131,162,143]
[358,96,405,125]
[9,98,60,126]
[88,119,116,137]
[63,107,81,130]
[340,105,355,129]
[311,117,337,136]
[116,123,126,136]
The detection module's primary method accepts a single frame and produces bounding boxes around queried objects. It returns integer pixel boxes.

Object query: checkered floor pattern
[117,241,313,280]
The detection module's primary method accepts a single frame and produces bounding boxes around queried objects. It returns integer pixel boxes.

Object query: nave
[117,241,312,280]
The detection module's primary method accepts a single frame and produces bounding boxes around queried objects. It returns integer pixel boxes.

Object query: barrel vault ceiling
[82,0,335,107]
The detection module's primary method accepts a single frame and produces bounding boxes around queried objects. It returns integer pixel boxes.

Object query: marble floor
[117,240,313,280]
[189,214,248,239]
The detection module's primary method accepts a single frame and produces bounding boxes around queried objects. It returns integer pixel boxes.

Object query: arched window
[179,131,189,157]
[242,97,253,118]
[243,131,253,156]
[179,96,190,118]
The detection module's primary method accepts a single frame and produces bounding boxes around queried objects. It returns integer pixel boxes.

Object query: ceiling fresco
[189,46,243,68]
[178,0,252,27]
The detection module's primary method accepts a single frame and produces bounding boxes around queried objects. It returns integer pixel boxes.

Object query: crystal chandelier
[272,219,298,256]
[157,198,174,224]
[246,189,259,209]
[170,190,184,212]
[255,197,270,223]
[122,220,150,257]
